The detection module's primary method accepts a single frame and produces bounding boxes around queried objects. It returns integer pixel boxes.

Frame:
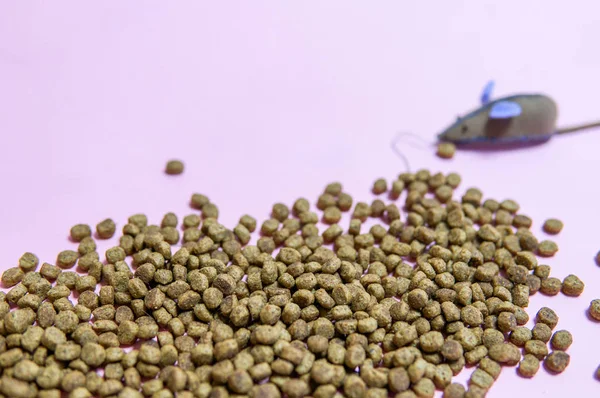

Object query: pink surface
[1,2,600,396]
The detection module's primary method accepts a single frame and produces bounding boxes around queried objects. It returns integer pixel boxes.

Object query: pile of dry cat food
[1,169,586,398]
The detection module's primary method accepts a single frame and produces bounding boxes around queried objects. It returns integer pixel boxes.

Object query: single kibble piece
[550,330,573,351]
[372,179,388,195]
[538,240,558,257]
[272,203,290,222]
[19,252,40,272]
[337,193,353,211]
[518,354,540,378]
[2,267,24,287]
[488,343,520,365]
[532,323,552,343]
[536,307,559,329]
[165,160,184,175]
[444,383,466,398]
[561,274,584,296]
[70,224,92,242]
[97,218,116,239]
[544,351,570,373]
[540,277,562,296]
[543,219,563,234]
[589,299,600,321]
[57,250,79,269]
[524,340,548,360]
[323,207,341,224]
[437,142,456,159]
[190,193,209,210]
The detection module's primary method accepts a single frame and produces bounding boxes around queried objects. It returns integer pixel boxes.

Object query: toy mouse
[437,81,600,144]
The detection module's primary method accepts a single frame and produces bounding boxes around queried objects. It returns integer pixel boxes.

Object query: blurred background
[1,2,599,396]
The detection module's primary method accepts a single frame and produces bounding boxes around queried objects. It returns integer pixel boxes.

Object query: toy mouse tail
[390,132,436,173]
[556,120,600,135]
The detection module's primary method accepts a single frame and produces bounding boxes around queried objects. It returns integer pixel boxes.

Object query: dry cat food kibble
[543,219,564,234]
[561,274,585,297]
[0,169,587,397]
[436,142,456,159]
[165,159,184,175]
[544,351,570,373]
[588,299,600,321]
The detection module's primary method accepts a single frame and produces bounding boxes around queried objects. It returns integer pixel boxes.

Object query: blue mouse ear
[489,100,522,119]
[480,80,495,105]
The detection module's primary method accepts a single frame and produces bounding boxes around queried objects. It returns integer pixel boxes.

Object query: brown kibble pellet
[536,307,559,329]
[540,277,562,296]
[469,368,494,390]
[272,203,290,222]
[324,182,343,196]
[2,267,24,287]
[518,354,540,378]
[19,252,39,272]
[81,343,106,367]
[69,225,92,243]
[201,203,219,219]
[323,206,342,224]
[372,178,388,195]
[444,383,466,398]
[488,343,520,365]
[165,159,184,175]
[532,323,552,343]
[544,351,570,373]
[228,369,253,393]
[497,312,517,333]
[543,218,563,234]
[13,359,40,381]
[97,218,116,239]
[419,331,444,353]
[57,250,79,269]
[190,194,209,210]
[437,142,456,159]
[345,344,366,368]
[561,274,585,296]
[589,299,600,321]
[550,330,572,351]
[338,193,353,211]
[538,240,558,257]
[524,339,548,360]
[509,327,532,347]
[440,340,463,361]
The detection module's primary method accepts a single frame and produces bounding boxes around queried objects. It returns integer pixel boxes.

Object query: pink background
[1,2,599,396]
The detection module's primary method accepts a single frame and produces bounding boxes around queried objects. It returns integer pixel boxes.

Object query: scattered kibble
[561,274,585,297]
[543,218,563,234]
[165,159,184,175]
[540,277,562,296]
[518,354,540,378]
[437,142,456,159]
[544,351,570,373]
[96,218,116,239]
[372,178,388,195]
[550,330,572,351]
[588,299,600,321]
[1,169,585,396]
[538,240,558,257]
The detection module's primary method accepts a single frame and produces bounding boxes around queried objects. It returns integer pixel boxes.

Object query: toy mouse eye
[461,125,468,134]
